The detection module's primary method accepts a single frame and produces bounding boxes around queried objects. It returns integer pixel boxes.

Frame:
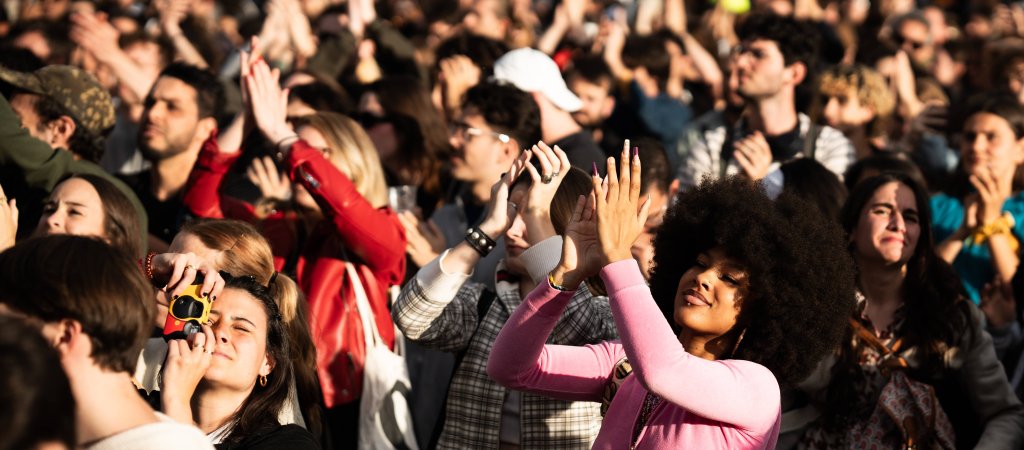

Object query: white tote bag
[346,263,419,450]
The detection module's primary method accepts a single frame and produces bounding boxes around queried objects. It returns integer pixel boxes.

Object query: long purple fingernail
[633,146,638,158]
[592,162,599,176]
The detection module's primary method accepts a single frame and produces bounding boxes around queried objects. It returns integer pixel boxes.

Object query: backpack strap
[802,122,821,160]
[849,318,907,369]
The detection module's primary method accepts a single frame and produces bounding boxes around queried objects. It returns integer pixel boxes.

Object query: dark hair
[463,82,541,149]
[839,173,969,363]
[828,173,971,426]
[434,32,509,76]
[365,75,451,199]
[737,13,821,80]
[289,81,353,115]
[0,316,76,450]
[218,275,292,446]
[0,235,155,373]
[564,55,615,95]
[948,92,1024,197]
[13,88,108,163]
[156,63,226,120]
[780,158,848,222]
[7,20,73,65]
[648,177,856,385]
[119,31,175,69]
[843,153,928,192]
[47,174,144,258]
[621,34,672,86]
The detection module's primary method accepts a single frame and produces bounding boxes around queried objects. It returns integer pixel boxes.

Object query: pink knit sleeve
[600,259,780,433]
[487,282,623,402]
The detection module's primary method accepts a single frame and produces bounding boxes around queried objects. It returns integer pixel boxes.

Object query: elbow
[486,349,524,389]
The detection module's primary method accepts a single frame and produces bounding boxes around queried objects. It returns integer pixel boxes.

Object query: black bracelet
[464,227,496,257]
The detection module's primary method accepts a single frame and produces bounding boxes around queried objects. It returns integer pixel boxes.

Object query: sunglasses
[448,121,510,143]
[895,35,927,51]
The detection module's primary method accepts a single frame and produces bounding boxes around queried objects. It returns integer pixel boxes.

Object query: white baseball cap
[492,48,583,113]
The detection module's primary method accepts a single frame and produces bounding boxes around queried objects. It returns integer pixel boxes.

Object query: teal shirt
[930,192,1024,303]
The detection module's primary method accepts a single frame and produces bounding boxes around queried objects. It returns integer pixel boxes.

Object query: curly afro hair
[648,177,856,385]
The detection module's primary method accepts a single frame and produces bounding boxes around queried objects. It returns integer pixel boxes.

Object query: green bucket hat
[0,65,116,135]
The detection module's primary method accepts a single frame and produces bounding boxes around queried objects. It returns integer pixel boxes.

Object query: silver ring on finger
[551,171,560,179]
[184,264,197,271]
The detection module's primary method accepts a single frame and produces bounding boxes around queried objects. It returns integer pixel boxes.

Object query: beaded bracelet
[464,227,496,257]
[144,251,156,280]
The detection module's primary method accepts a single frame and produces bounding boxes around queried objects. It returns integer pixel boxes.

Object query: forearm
[165,30,210,69]
[537,21,569,55]
[488,282,573,387]
[936,230,966,263]
[391,266,478,352]
[987,233,1019,283]
[98,49,157,102]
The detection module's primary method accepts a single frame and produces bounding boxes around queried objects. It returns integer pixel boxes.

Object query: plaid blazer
[393,264,619,449]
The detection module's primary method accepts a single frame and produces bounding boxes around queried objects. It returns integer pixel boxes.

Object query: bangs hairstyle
[54,174,143,259]
[291,112,389,208]
[218,275,292,445]
[648,177,856,384]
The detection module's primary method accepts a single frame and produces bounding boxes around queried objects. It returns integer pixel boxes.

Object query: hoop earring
[259,375,267,387]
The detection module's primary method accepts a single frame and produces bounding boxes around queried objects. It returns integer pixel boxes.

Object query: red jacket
[184,137,406,408]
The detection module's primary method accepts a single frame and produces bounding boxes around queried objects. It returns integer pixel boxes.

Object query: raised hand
[161,323,215,424]
[246,58,294,145]
[477,149,533,239]
[593,142,651,266]
[733,131,772,181]
[399,211,447,267]
[970,164,1014,226]
[981,278,1019,329]
[247,156,293,202]
[150,252,225,300]
[521,142,570,245]
[551,193,600,290]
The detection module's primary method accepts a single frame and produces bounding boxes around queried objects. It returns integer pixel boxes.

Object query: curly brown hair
[648,177,857,385]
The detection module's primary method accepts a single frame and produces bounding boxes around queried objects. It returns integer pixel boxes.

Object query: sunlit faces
[821,89,875,131]
[448,109,512,184]
[35,178,107,240]
[852,182,920,266]
[732,39,792,100]
[568,77,614,128]
[673,248,749,338]
[203,288,274,392]
[960,112,1024,178]
[462,0,507,41]
[138,76,202,160]
[502,185,531,276]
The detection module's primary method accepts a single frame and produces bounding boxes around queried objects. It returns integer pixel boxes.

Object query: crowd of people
[1,0,1024,448]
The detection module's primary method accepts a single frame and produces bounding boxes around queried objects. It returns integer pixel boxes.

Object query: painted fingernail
[592,162,599,176]
[633,146,638,158]
[173,295,179,299]
[202,292,209,298]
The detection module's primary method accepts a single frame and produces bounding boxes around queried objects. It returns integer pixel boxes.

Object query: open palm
[558,194,604,287]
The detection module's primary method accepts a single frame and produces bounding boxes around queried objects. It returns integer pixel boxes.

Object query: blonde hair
[292,112,389,208]
[819,65,896,119]
[179,220,301,323]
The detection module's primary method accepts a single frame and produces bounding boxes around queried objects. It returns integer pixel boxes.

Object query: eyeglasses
[449,121,510,143]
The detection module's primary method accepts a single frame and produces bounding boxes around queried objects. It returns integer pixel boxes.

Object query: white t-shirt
[86,412,214,450]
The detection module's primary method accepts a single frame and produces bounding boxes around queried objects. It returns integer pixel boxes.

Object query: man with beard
[120,63,224,249]
[677,14,853,195]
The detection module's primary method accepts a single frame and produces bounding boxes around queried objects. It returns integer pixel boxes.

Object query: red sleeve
[183,135,259,221]
[285,140,406,284]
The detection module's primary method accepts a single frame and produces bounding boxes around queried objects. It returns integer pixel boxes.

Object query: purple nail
[592,162,599,176]
[633,146,638,158]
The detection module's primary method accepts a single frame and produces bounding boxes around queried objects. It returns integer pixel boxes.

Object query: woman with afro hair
[487,149,856,449]
[795,173,1024,449]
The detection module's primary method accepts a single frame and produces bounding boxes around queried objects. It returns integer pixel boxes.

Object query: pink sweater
[487,259,781,449]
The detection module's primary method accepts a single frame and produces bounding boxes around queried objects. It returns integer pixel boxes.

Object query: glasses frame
[450,121,510,144]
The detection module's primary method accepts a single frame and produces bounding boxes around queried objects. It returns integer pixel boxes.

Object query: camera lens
[171,296,202,319]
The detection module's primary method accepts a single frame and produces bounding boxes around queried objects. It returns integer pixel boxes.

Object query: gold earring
[259,375,267,387]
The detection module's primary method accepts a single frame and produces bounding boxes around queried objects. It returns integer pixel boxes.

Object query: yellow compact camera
[162,279,212,341]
